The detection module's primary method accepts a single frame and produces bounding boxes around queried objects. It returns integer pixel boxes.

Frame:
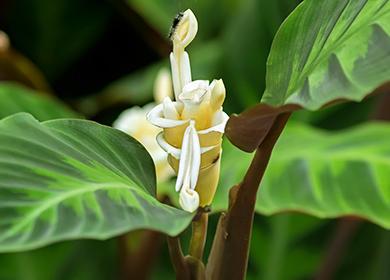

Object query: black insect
[168,12,184,40]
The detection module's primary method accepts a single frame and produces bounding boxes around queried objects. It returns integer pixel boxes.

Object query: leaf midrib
[0,182,140,241]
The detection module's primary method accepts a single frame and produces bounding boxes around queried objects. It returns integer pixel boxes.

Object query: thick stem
[207,113,291,280]
[189,212,208,260]
[167,236,190,280]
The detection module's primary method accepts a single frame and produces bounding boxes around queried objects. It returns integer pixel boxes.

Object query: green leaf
[213,122,390,229]
[0,113,193,252]
[0,82,79,121]
[262,0,390,109]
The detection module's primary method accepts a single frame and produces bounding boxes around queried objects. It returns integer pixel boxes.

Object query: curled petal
[179,188,199,213]
[172,9,198,49]
[179,80,210,104]
[163,96,180,119]
[198,111,229,134]
[147,102,186,128]
[156,132,218,160]
[156,132,181,159]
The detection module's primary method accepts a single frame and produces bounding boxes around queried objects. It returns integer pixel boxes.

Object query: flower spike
[147,9,228,212]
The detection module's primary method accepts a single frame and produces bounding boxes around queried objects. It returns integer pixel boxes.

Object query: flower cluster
[147,9,228,212]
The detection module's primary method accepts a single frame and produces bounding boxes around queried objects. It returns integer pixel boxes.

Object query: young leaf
[0,113,193,253]
[0,82,79,121]
[262,0,390,109]
[214,122,390,229]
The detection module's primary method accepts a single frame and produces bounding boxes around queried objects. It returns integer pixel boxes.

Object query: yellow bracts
[147,9,228,212]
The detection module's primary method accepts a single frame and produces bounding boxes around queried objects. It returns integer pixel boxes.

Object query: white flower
[114,104,174,183]
[147,9,228,212]
[113,68,174,183]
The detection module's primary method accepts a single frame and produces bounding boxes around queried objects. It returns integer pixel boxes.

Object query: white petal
[197,111,229,134]
[189,122,201,190]
[175,124,192,191]
[156,132,181,159]
[147,103,187,128]
[156,132,217,159]
[170,52,181,100]
[182,80,209,95]
[181,52,192,88]
[172,9,198,49]
[179,188,199,213]
[209,79,226,111]
[163,96,179,119]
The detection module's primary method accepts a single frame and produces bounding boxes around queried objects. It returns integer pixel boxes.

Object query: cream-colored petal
[170,52,180,99]
[209,79,226,112]
[162,96,180,119]
[153,68,173,103]
[197,111,229,134]
[172,9,198,49]
[147,103,187,128]
[179,188,199,213]
[156,132,218,160]
[156,132,181,159]
[189,122,201,190]
[180,52,192,90]
[175,122,192,191]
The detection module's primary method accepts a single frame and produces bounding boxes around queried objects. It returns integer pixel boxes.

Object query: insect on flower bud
[170,9,198,50]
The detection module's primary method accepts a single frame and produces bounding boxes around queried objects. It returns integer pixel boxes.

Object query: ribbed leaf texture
[214,122,390,229]
[262,0,390,109]
[0,113,193,252]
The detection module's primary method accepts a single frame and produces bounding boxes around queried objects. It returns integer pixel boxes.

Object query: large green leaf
[0,82,79,121]
[0,113,193,252]
[262,0,390,109]
[212,122,390,229]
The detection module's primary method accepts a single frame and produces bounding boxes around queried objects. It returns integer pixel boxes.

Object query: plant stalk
[207,113,291,280]
[189,211,208,260]
[167,236,190,280]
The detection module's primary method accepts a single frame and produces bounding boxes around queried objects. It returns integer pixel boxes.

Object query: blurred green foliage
[0,0,389,279]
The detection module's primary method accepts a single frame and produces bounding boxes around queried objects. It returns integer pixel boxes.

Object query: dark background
[0,0,389,279]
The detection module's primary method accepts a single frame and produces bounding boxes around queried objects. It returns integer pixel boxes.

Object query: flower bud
[154,68,173,103]
[179,188,199,213]
[171,9,198,50]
